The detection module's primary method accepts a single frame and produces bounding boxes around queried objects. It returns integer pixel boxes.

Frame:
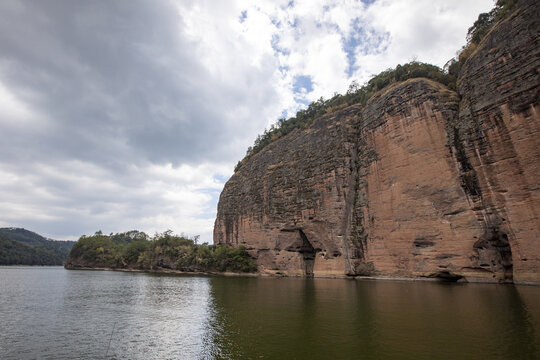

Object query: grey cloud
[0,0,276,170]
[0,0,282,240]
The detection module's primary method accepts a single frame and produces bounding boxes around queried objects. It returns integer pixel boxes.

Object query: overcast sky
[0,0,493,242]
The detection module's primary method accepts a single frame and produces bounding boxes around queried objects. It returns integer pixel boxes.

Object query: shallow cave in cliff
[298,230,316,277]
[430,271,463,282]
[474,229,513,282]
[279,228,317,277]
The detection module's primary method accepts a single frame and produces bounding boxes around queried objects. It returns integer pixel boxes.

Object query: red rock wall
[359,80,490,281]
[214,105,362,276]
[454,0,540,283]
[214,0,540,284]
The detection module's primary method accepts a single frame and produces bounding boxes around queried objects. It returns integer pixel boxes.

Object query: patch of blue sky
[342,20,360,76]
[271,34,290,56]
[270,16,281,28]
[342,18,390,76]
[293,75,313,94]
[239,10,247,23]
[292,97,311,108]
[288,17,299,28]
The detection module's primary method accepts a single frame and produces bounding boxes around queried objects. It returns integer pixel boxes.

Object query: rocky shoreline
[65,265,540,285]
[64,265,260,277]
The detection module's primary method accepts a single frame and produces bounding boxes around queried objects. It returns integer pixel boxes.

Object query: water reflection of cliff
[206,278,540,359]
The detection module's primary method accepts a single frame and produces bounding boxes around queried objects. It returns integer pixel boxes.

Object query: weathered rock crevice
[345,112,378,276]
[450,126,483,199]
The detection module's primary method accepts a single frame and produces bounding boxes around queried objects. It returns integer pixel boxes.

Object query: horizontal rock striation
[214,0,540,284]
[453,0,540,283]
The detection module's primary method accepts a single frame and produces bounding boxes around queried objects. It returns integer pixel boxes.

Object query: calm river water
[0,266,539,359]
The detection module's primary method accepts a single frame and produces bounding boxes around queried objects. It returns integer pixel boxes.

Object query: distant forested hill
[0,228,75,265]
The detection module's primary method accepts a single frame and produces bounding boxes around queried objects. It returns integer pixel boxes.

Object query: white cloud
[351,0,495,83]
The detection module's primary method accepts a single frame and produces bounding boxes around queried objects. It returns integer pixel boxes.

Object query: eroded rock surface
[214,103,361,276]
[214,0,540,284]
[453,0,540,283]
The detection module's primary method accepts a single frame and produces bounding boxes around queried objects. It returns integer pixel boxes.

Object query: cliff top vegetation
[234,0,516,173]
[445,0,517,77]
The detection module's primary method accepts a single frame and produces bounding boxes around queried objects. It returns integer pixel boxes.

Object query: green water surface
[0,267,538,359]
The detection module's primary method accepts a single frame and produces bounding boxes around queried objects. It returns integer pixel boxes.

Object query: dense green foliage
[446,0,517,79]
[67,230,257,273]
[235,0,518,173]
[467,0,516,45]
[235,61,455,172]
[0,228,75,265]
[0,235,64,265]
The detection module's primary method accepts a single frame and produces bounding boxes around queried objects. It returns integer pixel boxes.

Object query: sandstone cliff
[214,0,540,284]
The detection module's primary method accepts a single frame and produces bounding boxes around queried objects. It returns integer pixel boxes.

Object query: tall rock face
[453,0,540,283]
[359,80,482,281]
[214,0,540,284]
[214,104,362,276]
